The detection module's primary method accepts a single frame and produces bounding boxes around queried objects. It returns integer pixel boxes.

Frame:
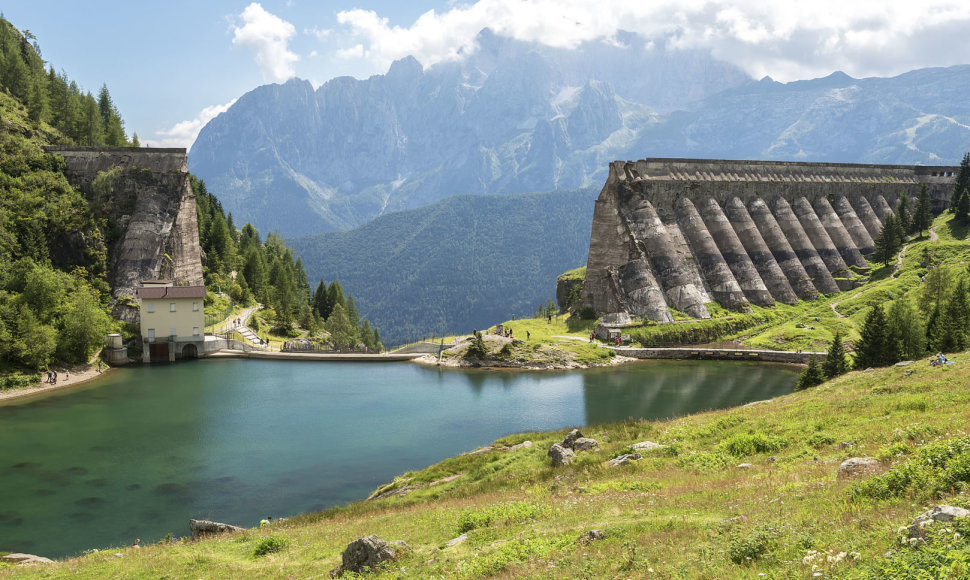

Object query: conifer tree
[886,298,926,361]
[346,294,360,327]
[896,193,911,236]
[950,152,970,211]
[956,190,970,225]
[822,331,848,379]
[873,213,902,266]
[795,357,826,391]
[854,304,889,369]
[913,184,933,238]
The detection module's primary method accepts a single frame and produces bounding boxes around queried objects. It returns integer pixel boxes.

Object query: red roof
[137,285,206,299]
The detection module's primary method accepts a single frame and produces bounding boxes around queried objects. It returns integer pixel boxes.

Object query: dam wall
[47,147,204,321]
[582,158,956,321]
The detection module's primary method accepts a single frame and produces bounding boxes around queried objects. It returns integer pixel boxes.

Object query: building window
[193,302,199,312]
[147,328,155,342]
[193,327,200,336]
[147,303,154,313]
[170,328,177,337]
[170,303,176,312]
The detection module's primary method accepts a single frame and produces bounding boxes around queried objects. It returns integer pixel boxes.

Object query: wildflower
[849,551,860,560]
[955,533,962,541]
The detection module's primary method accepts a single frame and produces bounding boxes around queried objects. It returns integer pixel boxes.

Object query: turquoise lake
[0,359,799,558]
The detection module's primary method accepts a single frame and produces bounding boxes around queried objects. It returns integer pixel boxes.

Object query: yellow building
[136,281,206,362]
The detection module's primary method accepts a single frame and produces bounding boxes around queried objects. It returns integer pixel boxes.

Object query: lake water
[0,359,798,558]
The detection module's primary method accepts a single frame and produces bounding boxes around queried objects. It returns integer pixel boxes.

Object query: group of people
[44,370,60,384]
[932,352,952,366]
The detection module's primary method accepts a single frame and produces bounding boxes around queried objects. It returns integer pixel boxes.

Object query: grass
[7,350,970,578]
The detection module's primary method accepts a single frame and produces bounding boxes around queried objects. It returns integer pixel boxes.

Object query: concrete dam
[581,158,957,322]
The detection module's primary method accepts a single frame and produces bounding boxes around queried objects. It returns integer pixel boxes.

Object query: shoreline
[0,362,113,405]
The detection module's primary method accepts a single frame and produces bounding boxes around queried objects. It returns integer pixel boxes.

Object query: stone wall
[47,147,204,322]
[582,158,957,321]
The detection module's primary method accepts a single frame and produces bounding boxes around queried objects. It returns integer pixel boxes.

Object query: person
[259,516,272,527]
[937,352,946,366]
[52,370,57,384]
[46,371,52,383]
[132,539,141,548]
[97,360,103,373]
[526,330,530,340]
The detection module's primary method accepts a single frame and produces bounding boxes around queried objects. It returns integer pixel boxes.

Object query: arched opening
[181,343,198,359]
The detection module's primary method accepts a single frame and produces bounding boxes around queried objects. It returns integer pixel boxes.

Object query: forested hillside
[291,188,597,345]
[0,15,380,381]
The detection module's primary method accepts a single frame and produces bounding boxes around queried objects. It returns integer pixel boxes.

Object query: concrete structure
[46,147,204,323]
[136,281,206,362]
[104,333,129,366]
[582,158,957,320]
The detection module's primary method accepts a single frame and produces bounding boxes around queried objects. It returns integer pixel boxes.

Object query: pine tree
[913,184,933,238]
[956,190,970,225]
[886,298,926,361]
[795,357,826,391]
[896,193,911,236]
[822,331,848,379]
[951,152,970,211]
[873,213,902,266]
[346,294,360,327]
[855,304,889,369]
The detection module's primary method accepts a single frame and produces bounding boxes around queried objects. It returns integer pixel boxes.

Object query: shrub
[806,432,835,449]
[253,536,288,557]
[851,435,970,502]
[456,501,545,535]
[677,451,731,472]
[465,331,489,359]
[727,527,777,564]
[718,432,787,457]
[1,374,34,390]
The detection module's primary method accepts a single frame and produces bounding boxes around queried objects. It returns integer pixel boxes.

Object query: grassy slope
[5,351,970,578]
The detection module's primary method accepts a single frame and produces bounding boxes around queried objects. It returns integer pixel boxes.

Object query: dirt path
[929,225,939,241]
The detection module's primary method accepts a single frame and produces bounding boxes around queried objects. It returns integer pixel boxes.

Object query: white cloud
[232,2,299,82]
[143,99,238,150]
[330,0,970,81]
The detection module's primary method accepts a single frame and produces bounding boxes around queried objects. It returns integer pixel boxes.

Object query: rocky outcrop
[581,158,955,319]
[1,553,54,565]
[188,518,244,539]
[908,505,970,539]
[330,535,406,577]
[837,457,881,479]
[47,147,204,322]
[548,443,575,466]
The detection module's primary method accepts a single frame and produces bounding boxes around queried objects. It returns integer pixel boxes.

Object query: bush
[727,527,777,564]
[456,501,545,534]
[851,436,970,502]
[1,374,35,390]
[806,432,835,449]
[253,536,288,557]
[718,432,787,457]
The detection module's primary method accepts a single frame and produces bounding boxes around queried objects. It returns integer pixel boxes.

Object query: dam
[581,158,957,321]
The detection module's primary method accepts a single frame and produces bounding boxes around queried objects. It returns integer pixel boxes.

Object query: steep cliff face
[582,158,956,320]
[47,147,204,319]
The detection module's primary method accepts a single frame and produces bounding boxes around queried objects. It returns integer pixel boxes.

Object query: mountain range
[189,31,970,343]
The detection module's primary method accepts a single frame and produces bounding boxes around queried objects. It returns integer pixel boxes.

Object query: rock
[428,474,462,486]
[908,505,970,538]
[894,360,914,366]
[561,429,584,449]
[188,518,244,539]
[631,441,665,451]
[722,515,748,526]
[837,457,881,479]
[548,443,575,466]
[330,535,400,577]
[572,437,600,451]
[0,553,54,565]
[608,453,642,467]
[509,440,533,451]
[600,312,633,326]
[736,463,754,469]
[578,529,607,544]
[445,534,468,547]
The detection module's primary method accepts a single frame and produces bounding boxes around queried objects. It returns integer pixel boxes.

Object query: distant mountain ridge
[190,29,970,239]
[188,30,751,237]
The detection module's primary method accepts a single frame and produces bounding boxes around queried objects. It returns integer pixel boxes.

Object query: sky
[4,0,970,149]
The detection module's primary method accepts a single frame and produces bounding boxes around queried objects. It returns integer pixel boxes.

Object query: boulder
[0,553,54,565]
[908,505,970,538]
[548,443,575,466]
[445,533,468,547]
[631,441,664,451]
[561,429,584,449]
[736,463,754,469]
[572,437,600,452]
[509,440,533,451]
[608,453,642,467]
[837,457,881,479]
[330,535,400,577]
[600,312,633,326]
[188,518,244,539]
[578,529,607,544]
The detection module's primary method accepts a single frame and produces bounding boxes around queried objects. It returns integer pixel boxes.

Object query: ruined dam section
[582,158,956,321]
[46,147,204,317]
